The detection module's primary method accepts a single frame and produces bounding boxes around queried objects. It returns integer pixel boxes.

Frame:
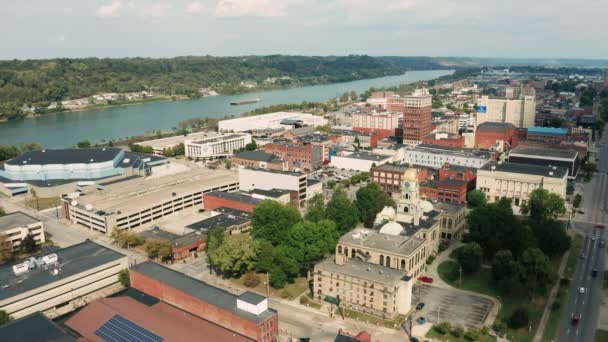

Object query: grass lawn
[338,307,405,329]
[541,234,584,342]
[26,196,62,211]
[596,329,608,342]
[299,295,322,310]
[437,261,544,342]
[426,328,496,342]
[230,274,309,300]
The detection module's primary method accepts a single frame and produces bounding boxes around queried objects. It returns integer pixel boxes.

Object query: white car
[579,287,585,294]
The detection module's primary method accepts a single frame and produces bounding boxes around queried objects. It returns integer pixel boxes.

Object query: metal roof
[481,161,568,178]
[6,148,122,166]
[0,312,76,342]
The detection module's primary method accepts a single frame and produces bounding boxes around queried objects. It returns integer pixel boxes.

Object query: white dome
[420,200,434,213]
[379,221,403,236]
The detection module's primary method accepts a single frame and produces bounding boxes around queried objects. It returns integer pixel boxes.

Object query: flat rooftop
[0,240,126,301]
[5,148,122,166]
[233,150,283,163]
[131,261,276,325]
[340,228,426,257]
[339,152,391,162]
[510,146,578,160]
[412,144,493,159]
[137,131,216,149]
[206,191,262,206]
[475,122,516,132]
[316,257,408,285]
[0,312,76,342]
[190,133,248,145]
[186,212,250,233]
[481,161,568,178]
[0,212,40,232]
[68,165,238,213]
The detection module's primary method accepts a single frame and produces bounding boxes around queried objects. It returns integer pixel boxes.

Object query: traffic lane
[559,236,592,341]
[579,229,606,342]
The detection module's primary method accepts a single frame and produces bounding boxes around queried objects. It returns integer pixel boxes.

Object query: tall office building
[476,95,536,128]
[400,89,433,145]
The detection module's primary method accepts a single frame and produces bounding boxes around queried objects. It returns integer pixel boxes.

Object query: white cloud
[96,0,123,18]
[215,0,287,17]
[142,2,172,18]
[186,1,204,14]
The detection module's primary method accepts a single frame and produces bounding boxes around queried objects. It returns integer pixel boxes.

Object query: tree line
[0,55,446,121]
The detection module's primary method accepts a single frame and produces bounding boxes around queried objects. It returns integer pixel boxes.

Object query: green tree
[0,310,10,326]
[77,140,91,148]
[269,245,300,288]
[466,190,487,208]
[355,182,395,227]
[251,201,302,245]
[349,90,358,101]
[491,250,522,294]
[530,219,571,257]
[521,188,565,221]
[144,240,172,260]
[519,248,555,297]
[245,139,257,151]
[0,235,13,265]
[305,193,325,222]
[0,207,5,217]
[211,234,258,276]
[255,239,274,273]
[509,308,529,329]
[110,229,144,248]
[118,269,130,287]
[467,198,535,259]
[20,234,38,254]
[286,220,338,268]
[573,194,582,208]
[206,226,226,271]
[548,117,564,128]
[457,242,483,273]
[224,159,231,169]
[325,187,359,234]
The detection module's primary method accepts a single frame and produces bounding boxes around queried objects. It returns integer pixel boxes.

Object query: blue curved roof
[527,126,568,136]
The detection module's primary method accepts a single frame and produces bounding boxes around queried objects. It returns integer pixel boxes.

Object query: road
[557,130,608,342]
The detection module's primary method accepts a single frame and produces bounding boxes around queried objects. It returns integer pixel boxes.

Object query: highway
[558,129,608,342]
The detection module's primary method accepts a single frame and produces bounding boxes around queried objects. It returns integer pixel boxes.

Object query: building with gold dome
[312,165,466,318]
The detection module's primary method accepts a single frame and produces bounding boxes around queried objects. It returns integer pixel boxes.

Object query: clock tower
[395,164,423,225]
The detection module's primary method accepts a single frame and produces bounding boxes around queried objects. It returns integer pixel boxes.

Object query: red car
[418,276,434,283]
[571,313,581,325]
[596,224,605,229]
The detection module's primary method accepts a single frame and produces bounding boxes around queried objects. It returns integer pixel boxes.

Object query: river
[0,70,452,148]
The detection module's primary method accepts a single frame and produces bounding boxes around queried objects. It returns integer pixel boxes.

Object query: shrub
[480,326,489,335]
[118,269,130,287]
[438,240,449,253]
[509,308,529,329]
[464,328,480,341]
[434,321,451,335]
[492,321,507,336]
[300,296,310,305]
[280,290,290,299]
[426,255,436,265]
[560,278,570,286]
[243,272,260,288]
[451,326,465,337]
[551,301,561,311]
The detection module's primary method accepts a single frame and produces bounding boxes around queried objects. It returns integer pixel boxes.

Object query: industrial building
[0,212,45,251]
[130,261,279,342]
[0,240,128,319]
[185,133,252,160]
[474,122,517,150]
[330,152,391,172]
[476,161,568,211]
[62,167,239,234]
[402,144,493,169]
[264,140,323,170]
[218,112,327,132]
[509,146,579,178]
[231,150,290,171]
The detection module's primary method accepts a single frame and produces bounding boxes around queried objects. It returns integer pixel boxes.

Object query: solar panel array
[95,314,164,342]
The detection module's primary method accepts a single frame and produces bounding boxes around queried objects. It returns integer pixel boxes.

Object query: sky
[0,0,606,60]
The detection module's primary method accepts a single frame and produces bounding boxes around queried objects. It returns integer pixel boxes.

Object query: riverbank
[0,70,453,148]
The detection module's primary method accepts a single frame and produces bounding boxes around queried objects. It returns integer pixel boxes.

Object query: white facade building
[402,144,493,169]
[185,133,252,160]
[352,112,400,131]
[330,152,391,172]
[238,168,320,207]
[137,131,215,155]
[0,212,45,251]
[218,112,328,132]
[476,95,536,128]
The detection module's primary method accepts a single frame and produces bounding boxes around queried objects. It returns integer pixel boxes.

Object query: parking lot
[411,284,493,329]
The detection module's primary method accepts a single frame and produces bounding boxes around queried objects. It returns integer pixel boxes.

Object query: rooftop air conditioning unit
[12,263,29,276]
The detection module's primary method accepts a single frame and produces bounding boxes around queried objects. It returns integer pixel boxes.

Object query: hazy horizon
[1,1,606,60]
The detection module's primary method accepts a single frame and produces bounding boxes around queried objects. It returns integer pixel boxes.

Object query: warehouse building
[62,168,239,234]
[232,150,290,171]
[402,144,493,169]
[185,133,252,160]
[0,212,45,252]
[130,261,278,342]
[218,112,327,132]
[0,240,128,319]
[238,168,321,207]
[330,152,391,172]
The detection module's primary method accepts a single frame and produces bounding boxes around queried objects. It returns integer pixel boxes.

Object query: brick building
[232,150,290,171]
[203,191,262,213]
[400,89,433,145]
[438,163,477,183]
[371,164,431,193]
[420,179,469,204]
[130,261,279,342]
[264,141,322,170]
[474,122,517,150]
